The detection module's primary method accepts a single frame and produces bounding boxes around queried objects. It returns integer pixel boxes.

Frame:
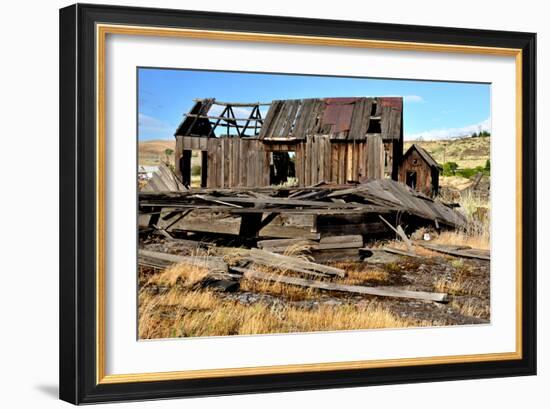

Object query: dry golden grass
[439,175,474,191]
[431,231,489,251]
[449,300,490,319]
[404,137,490,169]
[433,270,484,297]
[147,263,210,288]
[138,140,176,166]
[431,190,490,250]
[240,269,321,301]
[238,260,392,302]
[138,251,432,339]
[138,284,431,339]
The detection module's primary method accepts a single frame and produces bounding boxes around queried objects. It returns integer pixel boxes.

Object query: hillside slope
[139,140,176,166]
[404,136,490,169]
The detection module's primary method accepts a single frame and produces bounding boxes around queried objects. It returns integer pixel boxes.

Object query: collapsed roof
[175,97,402,141]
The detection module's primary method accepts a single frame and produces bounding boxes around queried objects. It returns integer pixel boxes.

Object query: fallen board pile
[138,248,449,303]
[141,163,186,193]
[139,178,467,245]
[257,235,364,262]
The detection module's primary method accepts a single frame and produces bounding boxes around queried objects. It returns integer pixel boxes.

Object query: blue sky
[138,68,490,141]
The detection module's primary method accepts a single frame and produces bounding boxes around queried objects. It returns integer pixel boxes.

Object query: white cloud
[403,95,425,103]
[405,118,491,141]
[138,113,174,136]
[382,94,424,103]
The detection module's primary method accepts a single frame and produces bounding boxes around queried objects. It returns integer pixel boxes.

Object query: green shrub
[442,162,459,176]
[191,165,201,176]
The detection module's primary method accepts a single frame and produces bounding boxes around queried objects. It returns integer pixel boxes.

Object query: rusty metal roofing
[258,97,402,141]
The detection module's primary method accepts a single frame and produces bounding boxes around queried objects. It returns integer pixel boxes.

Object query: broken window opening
[367,118,381,134]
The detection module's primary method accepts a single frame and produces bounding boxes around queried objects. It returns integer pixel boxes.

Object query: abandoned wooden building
[398,144,441,197]
[174,97,403,188]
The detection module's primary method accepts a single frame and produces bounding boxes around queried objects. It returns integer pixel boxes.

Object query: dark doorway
[406,171,417,189]
[180,149,207,188]
[270,151,296,186]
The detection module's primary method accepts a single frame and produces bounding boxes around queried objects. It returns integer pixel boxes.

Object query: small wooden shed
[398,144,441,197]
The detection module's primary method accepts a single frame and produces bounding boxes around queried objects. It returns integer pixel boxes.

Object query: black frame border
[59,3,536,404]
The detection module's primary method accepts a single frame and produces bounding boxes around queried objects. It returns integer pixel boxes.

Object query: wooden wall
[176,136,270,188]
[398,149,436,196]
[176,134,388,189]
[295,134,384,186]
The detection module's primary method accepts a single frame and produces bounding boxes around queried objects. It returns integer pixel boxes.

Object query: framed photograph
[59,3,536,404]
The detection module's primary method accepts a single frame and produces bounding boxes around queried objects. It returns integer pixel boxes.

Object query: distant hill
[139,140,176,166]
[404,136,490,169]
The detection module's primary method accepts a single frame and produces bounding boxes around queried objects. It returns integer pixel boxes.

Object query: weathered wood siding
[176,136,270,188]
[295,134,384,187]
[176,134,387,188]
[398,149,435,196]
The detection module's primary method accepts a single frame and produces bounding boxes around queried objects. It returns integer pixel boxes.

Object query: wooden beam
[138,250,228,273]
[382,247,422,258]
[236,268,448,303]
[379,215,414,253]
[248,248,345,277]
[415,243,490,261]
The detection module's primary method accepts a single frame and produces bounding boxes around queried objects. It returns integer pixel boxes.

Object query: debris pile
[137,179,485,304]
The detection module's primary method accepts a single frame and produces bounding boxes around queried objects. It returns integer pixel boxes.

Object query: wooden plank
[292,99,312,140]
[415,243,491,260]
[338,144,346,185]
[258,236,362,252]
[382,247,422,258]
[238,268,448,302]
[281,100,299,138]
[323,137,331,182]
[331,143,339,183]
[248,248,346,277]
[359,98,373,138]
[270,101,290,138]
[396,225,413,251]
[220,138,226,188]
[318,135,325,182]
[305,100,323,137]
[304,135,311,186]
[310,248,360,263]
[138,250,228,273]
[319,235,362,244]
[313,135,320,185]
[347,98,364,140]
[257,238,316,249]
[378,215,414,252]
[206,139,214,187]
[346,143,353,182]
[239,139,248,187]
[191,195,377,209]
[258,100,281,139]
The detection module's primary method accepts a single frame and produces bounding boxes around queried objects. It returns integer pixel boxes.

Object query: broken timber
[415,243,490,261]
[381,247,422,258]
[138,250,228,273]
[246,248,346,278]
[257,235,363,252]
[234,267,448,303]
[379,215,414,253]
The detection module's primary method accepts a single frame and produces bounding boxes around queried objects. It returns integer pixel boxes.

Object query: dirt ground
[138,236,490,339]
